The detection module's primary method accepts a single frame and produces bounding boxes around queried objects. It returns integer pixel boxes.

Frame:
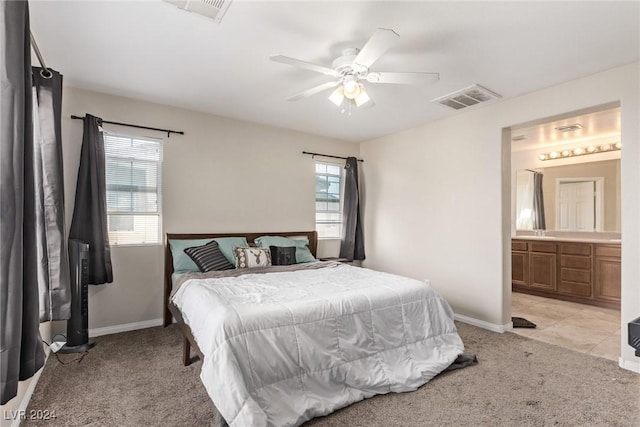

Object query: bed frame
[163,231,318,366]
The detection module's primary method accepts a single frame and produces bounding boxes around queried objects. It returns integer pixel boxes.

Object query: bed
[164,231,465,427]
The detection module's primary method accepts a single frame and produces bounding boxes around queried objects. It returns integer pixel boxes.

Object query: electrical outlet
[423,279,431,287]
[50,341,65,353]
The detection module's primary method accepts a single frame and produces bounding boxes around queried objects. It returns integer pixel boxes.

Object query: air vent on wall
[432,84,501,111]
[511,135,527,141]
[555,123,583,133]
[163,0,233,23]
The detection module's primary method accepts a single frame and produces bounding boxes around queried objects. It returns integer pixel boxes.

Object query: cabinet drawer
[530,242,556,253]
[560,243,591,256]
[560,268,591,284]
[512,241,528,251]
[561,255,591,270]
[595,245,621,258]
[558,281,592,298]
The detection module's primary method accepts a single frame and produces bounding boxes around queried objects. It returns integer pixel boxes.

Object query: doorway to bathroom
[507,103,622,362]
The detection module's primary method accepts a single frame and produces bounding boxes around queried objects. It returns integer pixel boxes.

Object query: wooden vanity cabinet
[511,241,528,287]
[529,242,556,291]
[594,245,621,304]
[558,243,592,298]
[512,239,620,309]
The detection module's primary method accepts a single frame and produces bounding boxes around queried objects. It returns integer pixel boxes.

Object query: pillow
[169,238,214,273]
[270,246,296,266]
[212,237,250,266]
[233,247,272,269]
[254,236,316,263]
[184,241,234,272]
[169,237,249,272]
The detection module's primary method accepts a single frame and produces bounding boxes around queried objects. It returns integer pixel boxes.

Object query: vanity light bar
[538,142,621,161]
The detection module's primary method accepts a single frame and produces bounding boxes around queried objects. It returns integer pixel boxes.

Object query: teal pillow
[212,237,249,266]
[255,236,316,263]
[169,239,214,273]
[294,246,316,263]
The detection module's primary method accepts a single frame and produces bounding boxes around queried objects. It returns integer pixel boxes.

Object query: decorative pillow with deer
[233,247,272,269]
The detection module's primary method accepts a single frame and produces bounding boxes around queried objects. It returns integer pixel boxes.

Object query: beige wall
[360,62,640,370]
[58,87,357,332]
[540,160,621,231]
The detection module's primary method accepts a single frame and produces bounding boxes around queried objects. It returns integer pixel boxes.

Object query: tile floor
[511,292,621,362]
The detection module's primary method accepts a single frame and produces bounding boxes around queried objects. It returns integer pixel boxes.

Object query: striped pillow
[184,241,234,272]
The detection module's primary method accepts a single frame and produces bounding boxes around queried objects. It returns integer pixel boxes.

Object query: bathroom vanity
[512,236,621,309]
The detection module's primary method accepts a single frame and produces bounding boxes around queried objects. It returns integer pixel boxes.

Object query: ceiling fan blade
[366,72,440,85]
[270,55,339,77]
[353,28,400,69]
[287,81,340,101]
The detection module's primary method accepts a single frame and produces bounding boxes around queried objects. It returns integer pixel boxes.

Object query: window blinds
[103,133,163,245]
[315,162,343,239]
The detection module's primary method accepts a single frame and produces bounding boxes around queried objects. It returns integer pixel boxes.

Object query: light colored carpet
[25,322,639,426]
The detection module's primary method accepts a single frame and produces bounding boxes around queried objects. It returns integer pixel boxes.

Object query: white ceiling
[29,1,640,143]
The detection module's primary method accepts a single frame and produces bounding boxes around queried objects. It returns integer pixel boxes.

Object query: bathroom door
[557,181,596,231]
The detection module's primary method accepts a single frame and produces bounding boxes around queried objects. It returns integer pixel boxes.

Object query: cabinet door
[594,257,621,302]
[512,251,529,287]
[529,252,556,291]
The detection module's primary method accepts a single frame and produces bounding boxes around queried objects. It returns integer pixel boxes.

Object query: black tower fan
[60,239,96,353]
[629,317,640,357]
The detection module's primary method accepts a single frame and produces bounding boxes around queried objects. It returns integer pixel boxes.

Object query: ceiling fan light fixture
[328,87,345,106]
[354,88,371,107]
[342,77,361,99]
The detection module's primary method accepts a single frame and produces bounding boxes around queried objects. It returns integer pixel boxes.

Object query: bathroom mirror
[515,159,620,232]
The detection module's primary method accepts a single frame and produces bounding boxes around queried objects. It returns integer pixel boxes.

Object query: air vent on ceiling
[555,123,583,133]
[163,0,233,23]
[432,84,501,111]
[511,135,527,142]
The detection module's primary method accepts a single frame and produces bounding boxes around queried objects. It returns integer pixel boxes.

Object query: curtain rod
[302,151,363,163]
[30,31,53,79]
[70,115,184,138]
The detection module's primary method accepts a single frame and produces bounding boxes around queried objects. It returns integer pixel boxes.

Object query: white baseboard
[454,313,512,333]
[618,357,640,374]
[89,318,163,338]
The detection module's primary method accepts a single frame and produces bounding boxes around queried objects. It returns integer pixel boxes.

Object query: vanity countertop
[513,234,620,244]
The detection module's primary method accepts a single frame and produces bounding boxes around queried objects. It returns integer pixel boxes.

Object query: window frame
[103,131,163,247]
[315,160,344,240]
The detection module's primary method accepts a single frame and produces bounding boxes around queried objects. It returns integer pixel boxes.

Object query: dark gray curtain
[69,115,113,284]
[532,172,546,230]
[0,1,44,404]
[339,157,365,261]
[32,67,71,322]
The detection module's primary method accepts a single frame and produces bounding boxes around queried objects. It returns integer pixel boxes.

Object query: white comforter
[172,263,464,427]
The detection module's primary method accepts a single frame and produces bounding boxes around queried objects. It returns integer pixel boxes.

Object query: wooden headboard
[163,230,318,326]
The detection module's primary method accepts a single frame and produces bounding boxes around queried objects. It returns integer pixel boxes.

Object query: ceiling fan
[270,28,440,112]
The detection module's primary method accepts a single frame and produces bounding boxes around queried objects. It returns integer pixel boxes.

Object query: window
[315,162,343,239]
[104,133,163,245]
